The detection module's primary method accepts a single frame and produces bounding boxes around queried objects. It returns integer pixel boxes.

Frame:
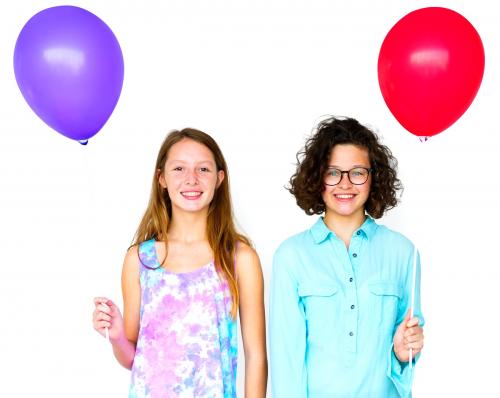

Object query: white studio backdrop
[0,0,498,396]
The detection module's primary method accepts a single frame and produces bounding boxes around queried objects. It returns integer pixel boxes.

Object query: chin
[336,210,358,217]
[172,202,208,214]
[184,204,208,212]
[329,204,362,218]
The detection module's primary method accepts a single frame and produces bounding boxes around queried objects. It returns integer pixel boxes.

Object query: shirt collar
[310,216,378,244]
[357,216,377,239]
[310,217,333,244]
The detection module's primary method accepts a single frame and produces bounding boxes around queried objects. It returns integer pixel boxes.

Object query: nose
[339,172,352,188]
[185,168,198,185]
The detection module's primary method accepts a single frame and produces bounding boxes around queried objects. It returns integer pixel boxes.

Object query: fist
[393,309,424,363]
[92,297,124,342]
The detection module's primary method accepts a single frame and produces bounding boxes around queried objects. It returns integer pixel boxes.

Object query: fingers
[406,316,420,328]
[94,297,117,308]
[95,311,111,322]
[93,297,115,337]
[94,296,108,305]
[95,297,121,318]
[93,303,111,320]
[406,341,423,356]
[395,339,424,362]
[405,337,423,349]
[404,324,422,338]
[403,326,424,351]
[98,303,111,314]
[96,320,111,330]
[94,321,112,337]
[93,308,112,327]
[93,296,121,314]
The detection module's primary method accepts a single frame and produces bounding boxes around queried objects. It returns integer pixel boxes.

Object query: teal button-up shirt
[269,217,424,398]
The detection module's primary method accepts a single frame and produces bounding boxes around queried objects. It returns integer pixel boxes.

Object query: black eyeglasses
[324,167,373,186]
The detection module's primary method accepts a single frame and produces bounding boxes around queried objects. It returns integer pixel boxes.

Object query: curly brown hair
[288,116,402,219]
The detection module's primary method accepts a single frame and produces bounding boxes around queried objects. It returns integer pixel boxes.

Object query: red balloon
[378,7,485,137]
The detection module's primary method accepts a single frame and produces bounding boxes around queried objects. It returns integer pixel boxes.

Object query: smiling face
[321,144,371,220]
[158,138,224,215]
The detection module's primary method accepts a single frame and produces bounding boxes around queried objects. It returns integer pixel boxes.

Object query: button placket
[345,234,362,353]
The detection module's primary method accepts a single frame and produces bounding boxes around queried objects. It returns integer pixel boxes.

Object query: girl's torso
[129,239,238,398]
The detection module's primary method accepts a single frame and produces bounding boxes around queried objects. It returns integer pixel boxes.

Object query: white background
[1,1,499,396]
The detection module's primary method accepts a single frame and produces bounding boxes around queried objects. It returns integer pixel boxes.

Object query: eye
[173,166,183,171]
[351,168,367,177]
[328,169,340,177]
[199,167,210,172]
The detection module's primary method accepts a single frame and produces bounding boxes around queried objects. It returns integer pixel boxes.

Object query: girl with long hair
[93,128,267,397]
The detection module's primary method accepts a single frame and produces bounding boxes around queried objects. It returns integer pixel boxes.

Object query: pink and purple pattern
[129,239,238,397]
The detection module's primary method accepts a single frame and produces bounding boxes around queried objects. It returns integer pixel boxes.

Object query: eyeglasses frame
[324,167,373,186]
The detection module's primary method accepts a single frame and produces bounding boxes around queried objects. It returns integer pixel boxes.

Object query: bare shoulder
[235,241,262,279]
[121,245,141,307]
[122,244,140,278]
[235,241,259,265]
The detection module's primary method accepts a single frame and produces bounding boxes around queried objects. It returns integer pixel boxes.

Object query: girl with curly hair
[269,116,424,398]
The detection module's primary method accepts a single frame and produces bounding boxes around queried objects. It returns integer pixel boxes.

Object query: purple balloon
[14,6,124,143]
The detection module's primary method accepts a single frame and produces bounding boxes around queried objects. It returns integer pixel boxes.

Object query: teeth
[182,192,201,197]
[335,194,354,199]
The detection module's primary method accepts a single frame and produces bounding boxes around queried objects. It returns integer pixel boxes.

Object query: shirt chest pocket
[368,282,403,334]
[298,283,340,330]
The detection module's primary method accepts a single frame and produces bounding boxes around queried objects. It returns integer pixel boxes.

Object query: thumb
[397,308,412,332]
[404,308,412,322]
[105,299,121,316]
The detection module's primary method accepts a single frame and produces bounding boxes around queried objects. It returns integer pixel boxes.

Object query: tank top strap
[138,238,159,269]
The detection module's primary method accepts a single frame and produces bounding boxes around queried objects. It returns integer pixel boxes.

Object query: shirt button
[349,277,353,282]
[349,332,354,336]
[351,304,355,309]
[352,253,357,258]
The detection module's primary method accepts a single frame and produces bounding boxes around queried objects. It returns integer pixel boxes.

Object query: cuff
[387,343,418,398]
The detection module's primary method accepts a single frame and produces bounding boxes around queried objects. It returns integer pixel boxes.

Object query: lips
[181,191,203,200]
[333,193,356,202]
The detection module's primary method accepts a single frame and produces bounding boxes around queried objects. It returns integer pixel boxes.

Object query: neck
[168,207,208,243]
[323,209,366,248]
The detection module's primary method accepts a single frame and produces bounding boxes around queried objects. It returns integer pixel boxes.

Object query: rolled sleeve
[388,248,425,397]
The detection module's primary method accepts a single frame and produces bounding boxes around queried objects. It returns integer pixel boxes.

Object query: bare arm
[237,243,268,397]
[93,246,141,370]
[112,245,141,368]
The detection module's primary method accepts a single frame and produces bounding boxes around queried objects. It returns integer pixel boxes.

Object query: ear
[157,168,167,189]
[216,170,225,188]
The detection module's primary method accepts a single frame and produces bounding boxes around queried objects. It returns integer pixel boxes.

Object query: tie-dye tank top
[129,239,238,398]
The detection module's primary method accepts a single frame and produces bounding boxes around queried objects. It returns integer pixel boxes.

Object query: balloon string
[409,246,418,371]
[81,145,110,344]
[80,146,94,220]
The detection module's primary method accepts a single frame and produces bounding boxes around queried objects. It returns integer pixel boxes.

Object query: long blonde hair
[132,128,249,318]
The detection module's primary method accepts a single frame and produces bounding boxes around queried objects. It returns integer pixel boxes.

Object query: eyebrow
[327,164,370,168]
[168,159,215,165]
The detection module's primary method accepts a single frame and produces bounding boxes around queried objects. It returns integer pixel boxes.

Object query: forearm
[111,335,136,370]
[244,352,268,398]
